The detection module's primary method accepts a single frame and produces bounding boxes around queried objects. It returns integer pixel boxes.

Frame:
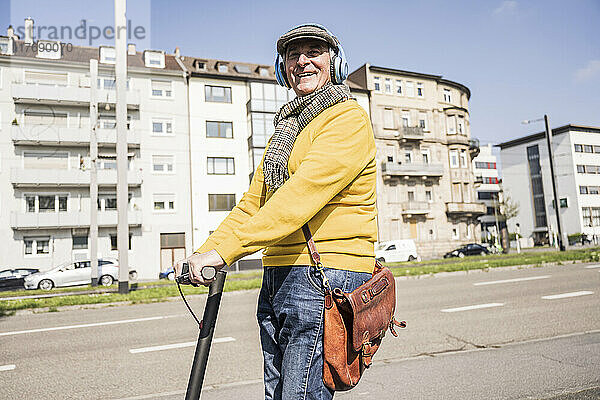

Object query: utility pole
[90,59,99,286]
[115,0,130,293]
[544,114,565,251]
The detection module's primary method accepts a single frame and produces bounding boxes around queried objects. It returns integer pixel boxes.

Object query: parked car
[0,268,40,291]
[24,259,137,290]
[444,243,490,258]
[159,267,175,281]
[375,240,419,263]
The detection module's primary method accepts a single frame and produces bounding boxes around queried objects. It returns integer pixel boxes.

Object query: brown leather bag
[302,225,406,391]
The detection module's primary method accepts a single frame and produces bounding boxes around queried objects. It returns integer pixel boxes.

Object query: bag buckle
[315,262,332,293]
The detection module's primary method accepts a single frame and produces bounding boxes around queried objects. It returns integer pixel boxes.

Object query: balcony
[398,126,425,141]
[12,84,140,109]
[469,138,480,157]
[11,168,143,188]
[446,202,486,215]
[400,201,431,215]
[10,209,142,230]
[11,126,141,147]
[382,162,444,178]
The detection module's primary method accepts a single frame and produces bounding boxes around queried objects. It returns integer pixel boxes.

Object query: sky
[2,0,599,147]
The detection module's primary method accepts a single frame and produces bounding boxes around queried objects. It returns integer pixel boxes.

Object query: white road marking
[129,337,236,354]
[0,364,16,372]
[441,303,504,313]
[0,315,177,337]
[542,291,594,300]
[585,265,600,269]
[473,275,551,286]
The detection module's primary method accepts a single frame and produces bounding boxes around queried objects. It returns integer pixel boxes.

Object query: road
[1,262,599,399]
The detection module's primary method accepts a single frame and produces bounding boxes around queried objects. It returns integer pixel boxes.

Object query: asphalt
[1,262,599,399]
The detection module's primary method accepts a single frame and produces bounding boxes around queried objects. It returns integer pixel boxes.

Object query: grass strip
[1,248,598,316]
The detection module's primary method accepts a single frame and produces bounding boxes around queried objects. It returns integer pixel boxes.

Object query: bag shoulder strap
[301,223,321,266]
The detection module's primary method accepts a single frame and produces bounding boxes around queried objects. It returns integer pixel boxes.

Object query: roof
[496,125,600,149]
[179,56,276,82]
[2,40,182,73]
[349,63,471,99]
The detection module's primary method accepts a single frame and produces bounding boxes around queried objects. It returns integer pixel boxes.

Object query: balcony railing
[10,209,142,230]
[382,162,444,177]
[11,168,143,187]
[446,134,470,145]
[11,125,141,146]
[400,201,431,215]
[12,84,140,109]
[398,126,425,140]
[446,202,486,215]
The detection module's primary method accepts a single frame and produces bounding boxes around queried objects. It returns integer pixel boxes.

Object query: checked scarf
[263,82,353,192]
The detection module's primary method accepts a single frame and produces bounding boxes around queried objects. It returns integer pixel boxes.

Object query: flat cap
[276,24,338,55]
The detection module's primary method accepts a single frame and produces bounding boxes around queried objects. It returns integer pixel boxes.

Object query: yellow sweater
[195,100,378,273]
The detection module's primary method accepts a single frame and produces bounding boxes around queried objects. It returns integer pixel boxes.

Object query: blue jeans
[257,265,372,400]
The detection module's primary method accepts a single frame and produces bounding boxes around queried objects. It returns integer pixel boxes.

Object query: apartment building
[0,23,191,279]
[472,143,502,240]
[348,64,484,258]
[499,124,600,244]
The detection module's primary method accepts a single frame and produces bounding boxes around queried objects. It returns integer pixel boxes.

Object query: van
[375,240,419,263]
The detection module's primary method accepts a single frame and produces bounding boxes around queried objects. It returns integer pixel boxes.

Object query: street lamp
[522,115,565,251]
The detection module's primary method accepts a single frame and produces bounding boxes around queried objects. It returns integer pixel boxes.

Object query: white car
[24,259,137,290]
[375,240,420,263]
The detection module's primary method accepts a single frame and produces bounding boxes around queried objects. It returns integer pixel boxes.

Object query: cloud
[493,1,518,16]
[575,60,600,82]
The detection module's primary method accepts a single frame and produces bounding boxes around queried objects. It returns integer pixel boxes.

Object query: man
[175,24,378,399]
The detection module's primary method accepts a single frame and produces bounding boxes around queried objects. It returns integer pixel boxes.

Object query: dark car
[0,268,40,291]
[444,243,490,258]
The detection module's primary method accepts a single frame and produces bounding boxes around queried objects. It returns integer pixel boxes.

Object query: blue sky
[2,0,599,146]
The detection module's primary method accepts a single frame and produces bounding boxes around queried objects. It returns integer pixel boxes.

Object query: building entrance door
[160,233,186,272]
[409,221,418,239]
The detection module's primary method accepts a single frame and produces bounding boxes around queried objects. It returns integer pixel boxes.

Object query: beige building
[348,64,485,258]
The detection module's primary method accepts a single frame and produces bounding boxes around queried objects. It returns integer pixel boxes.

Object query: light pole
[522,115,565,251]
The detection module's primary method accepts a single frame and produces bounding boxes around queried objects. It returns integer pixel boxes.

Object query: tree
[499,193,519,222]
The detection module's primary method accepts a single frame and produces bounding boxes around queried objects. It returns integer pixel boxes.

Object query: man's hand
[174,250,226,287]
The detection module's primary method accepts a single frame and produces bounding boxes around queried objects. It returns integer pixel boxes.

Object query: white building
[498,125,600,244]
[472,143,502,240]
[0,22,192,279]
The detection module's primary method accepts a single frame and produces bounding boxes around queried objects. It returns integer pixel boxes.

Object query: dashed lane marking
[441,303,504,313]
[0,315,178,337]
[129,337,236,354]
[541,291,594,300]
[0,365,16,372]
[584,265,600,269]
[473,275,551,286]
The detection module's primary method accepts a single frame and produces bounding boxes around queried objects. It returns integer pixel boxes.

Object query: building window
[574,144,583,152]
[449,150,459,168]
[460,150,468,167]
[144,51,165,68]
[151,80,172,98]
[402,111,410,127]
[416,82,424,97]
[206,121,233,138]
[527,144,548,228]
[151,119,173,135]
[25,70,68,86]
[395,80,402,95]
[0,39,9,55]
[25,194,67,213]
[452,227,459,240]
[447,116,456,135]
[407,191,415,201]
[153,194,176,212]
[373,76,380,92]
[478,191,498,200]
[457,119,464,134]
[590,186,600,194]
[98,194,117,211]
[36,41,62,60]
[24,237,51,256]
[584,145,593,153]
[99,47,116,64]
[422,150,430,164]
[582,207,592,227]
[580,186,588,194]
[110,234,132,250]
[475,162,497,169]
[207,157,235,175]
[483,177,499,184]
[205,85,232,103]
[72,236,88,250]
[466,224,472,239]
[426,190,432,202]
[383,109,394,129]
[152,155,175,173]
[250,112,275,147]
[404,151,412,164]
[418,112,427,130]
[443,89,451,102]
[593,208,600,226]
[208,194,236,211]
[384,78,392,93]
[406,81,414,97]
[250,82,293,112]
